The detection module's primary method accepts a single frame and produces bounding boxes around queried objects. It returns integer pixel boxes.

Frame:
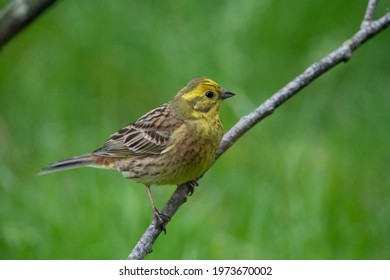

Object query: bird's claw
[153,208,170,233]
[187,179,199,196]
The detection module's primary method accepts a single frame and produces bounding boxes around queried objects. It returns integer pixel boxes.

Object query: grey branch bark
[0,0,58,48]
[128,1,390,260]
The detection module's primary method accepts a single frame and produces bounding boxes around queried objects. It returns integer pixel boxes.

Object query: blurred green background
[1,0,389,259]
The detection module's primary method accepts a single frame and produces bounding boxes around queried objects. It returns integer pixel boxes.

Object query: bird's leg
[145,184,170,232]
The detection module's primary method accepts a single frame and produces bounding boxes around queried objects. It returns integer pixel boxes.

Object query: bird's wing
[93,103,182,157]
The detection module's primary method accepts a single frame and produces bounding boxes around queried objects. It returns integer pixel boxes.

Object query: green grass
[0,0,389,259]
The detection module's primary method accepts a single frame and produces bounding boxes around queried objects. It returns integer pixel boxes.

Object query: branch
[0,0,58,48]
[128,2,390,260]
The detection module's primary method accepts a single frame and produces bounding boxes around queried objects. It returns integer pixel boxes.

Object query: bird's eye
[205,91,215,99]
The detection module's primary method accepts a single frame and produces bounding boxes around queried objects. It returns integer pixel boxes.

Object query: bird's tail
[39,154,97,175]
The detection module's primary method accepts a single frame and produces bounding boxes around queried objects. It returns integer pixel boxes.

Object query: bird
[40,77,234,227]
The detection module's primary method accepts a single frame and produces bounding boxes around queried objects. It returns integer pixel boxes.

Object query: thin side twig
[128,4,390,259]
[361,0,378,28]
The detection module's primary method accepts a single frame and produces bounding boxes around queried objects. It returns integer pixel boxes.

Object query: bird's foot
[153,208,170,233]
[187,179,199,196]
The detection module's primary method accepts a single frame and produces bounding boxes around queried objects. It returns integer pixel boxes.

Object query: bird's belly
[117,139,218,186]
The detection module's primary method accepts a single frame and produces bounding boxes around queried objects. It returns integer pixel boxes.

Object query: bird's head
[172,77,235,120]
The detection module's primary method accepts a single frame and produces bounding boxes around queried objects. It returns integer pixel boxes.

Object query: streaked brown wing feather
[93,103,182,157]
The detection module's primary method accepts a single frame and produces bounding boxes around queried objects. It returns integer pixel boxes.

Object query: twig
[128,3,390,260]
[361,0,378,28]
[0,0,58,48]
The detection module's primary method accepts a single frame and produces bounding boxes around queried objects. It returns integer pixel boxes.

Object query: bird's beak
[221,89,235,100]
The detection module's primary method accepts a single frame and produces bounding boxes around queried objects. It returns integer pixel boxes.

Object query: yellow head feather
[172,77,234,120]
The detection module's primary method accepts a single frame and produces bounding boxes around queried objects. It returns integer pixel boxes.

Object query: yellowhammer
[40,77,234,225]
